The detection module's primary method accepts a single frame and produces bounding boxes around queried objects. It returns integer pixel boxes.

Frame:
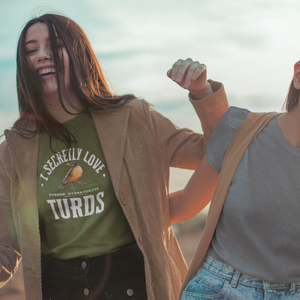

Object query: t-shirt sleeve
[206,106,250,173]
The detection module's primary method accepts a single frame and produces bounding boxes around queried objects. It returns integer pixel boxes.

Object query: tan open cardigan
[180,111,280,297]
[0,81,229,300]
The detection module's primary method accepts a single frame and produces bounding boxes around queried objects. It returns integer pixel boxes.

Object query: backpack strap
[180,111,280,296]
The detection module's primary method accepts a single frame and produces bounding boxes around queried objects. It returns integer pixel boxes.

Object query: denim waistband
[201,255,300,292]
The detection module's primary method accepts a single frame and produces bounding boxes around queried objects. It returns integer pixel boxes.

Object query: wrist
[189,82,214,100]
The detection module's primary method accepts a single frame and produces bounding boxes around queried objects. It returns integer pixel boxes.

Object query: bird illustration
[58,161,86,190]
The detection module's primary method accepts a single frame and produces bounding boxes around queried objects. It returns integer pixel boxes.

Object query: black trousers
[42,243,147,300]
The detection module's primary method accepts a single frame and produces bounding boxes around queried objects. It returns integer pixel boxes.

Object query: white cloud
[0,0,299,195]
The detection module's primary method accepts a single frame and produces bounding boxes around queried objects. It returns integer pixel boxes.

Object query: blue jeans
[42,243,147,300]
[181,255,300,300]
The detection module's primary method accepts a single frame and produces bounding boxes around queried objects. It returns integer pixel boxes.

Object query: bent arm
[169,154,219,223]
[167,59,229,141]
[144,80,229,171]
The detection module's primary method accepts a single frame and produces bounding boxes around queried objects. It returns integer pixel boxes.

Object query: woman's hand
[167,58,213,99]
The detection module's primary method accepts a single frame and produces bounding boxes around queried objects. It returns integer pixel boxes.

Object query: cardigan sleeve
[0,144,22,288]
[189,80,229,139]
[142,81,230,170]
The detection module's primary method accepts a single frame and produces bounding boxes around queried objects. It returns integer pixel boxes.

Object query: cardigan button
[127,289,134,296]
[81,261,87,269]
[120,196,126,205]
[83,288,89,295]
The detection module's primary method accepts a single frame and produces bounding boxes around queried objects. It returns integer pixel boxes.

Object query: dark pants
[42,243,147,300]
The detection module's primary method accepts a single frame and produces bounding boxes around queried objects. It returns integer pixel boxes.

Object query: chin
[42,89,59,100]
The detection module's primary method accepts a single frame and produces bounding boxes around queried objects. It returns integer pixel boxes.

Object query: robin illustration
[58,161,86,190]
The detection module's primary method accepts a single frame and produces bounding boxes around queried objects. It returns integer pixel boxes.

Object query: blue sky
[1,0,300,192]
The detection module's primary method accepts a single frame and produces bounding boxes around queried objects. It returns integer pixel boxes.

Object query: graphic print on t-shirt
[58,161,86,190]
[38,145,110,221]
[37,113,135,259]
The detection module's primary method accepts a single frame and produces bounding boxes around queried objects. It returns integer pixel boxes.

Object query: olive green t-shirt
[37,112,135,259]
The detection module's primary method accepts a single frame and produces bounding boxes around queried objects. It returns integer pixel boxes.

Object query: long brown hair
[15,13,136,148]
[284,80,300,112]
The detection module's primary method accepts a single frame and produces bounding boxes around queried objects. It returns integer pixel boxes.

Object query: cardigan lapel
[5,129,39,225]
[90,104,132,199]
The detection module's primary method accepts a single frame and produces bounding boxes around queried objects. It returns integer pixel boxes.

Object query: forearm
[190,80,230,139]
[169,187,211,224]
[189,81,214,100]
[169,155,219,223]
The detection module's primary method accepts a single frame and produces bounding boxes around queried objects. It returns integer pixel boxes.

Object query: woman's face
[294,60,300,89]
[25,22,71,99]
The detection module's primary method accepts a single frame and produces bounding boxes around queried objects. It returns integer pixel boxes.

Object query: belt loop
[230,270,241,288]
[290,283,296,294]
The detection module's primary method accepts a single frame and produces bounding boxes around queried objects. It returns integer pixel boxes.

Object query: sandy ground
[0,232,201,300]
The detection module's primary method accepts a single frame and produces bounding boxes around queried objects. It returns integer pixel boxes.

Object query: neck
[43,90,84,123]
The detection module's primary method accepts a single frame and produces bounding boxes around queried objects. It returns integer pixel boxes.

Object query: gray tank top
[206,106,300,283]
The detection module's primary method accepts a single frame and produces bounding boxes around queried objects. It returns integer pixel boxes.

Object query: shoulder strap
[180,111,280,296]
[223,111,280,164]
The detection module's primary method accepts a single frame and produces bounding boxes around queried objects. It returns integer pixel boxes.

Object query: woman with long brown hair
[170,62,300,299]
[0,13,229,300]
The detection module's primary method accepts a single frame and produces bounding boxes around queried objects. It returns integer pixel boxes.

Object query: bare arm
[169,154,219,223]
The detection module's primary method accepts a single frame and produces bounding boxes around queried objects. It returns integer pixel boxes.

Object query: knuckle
[172,61,181,68]
[190,64,198,70]
[178,64,186,73]
[174,59,183,65]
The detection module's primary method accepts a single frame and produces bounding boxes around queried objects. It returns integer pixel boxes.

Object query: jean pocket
[182,267,229,299]
[104,278,147,300]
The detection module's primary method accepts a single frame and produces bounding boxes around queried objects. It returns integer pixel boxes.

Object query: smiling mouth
[39,67,56,77]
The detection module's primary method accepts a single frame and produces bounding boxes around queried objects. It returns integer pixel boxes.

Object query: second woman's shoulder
[209,106,251,141]
[212,106,251,143]
[206,106,251,172]
[224,106,251,131]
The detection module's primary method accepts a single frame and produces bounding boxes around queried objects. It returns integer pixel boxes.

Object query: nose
[37,46,51,62]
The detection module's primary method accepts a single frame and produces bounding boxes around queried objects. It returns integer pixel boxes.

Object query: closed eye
[27,49,37,55]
